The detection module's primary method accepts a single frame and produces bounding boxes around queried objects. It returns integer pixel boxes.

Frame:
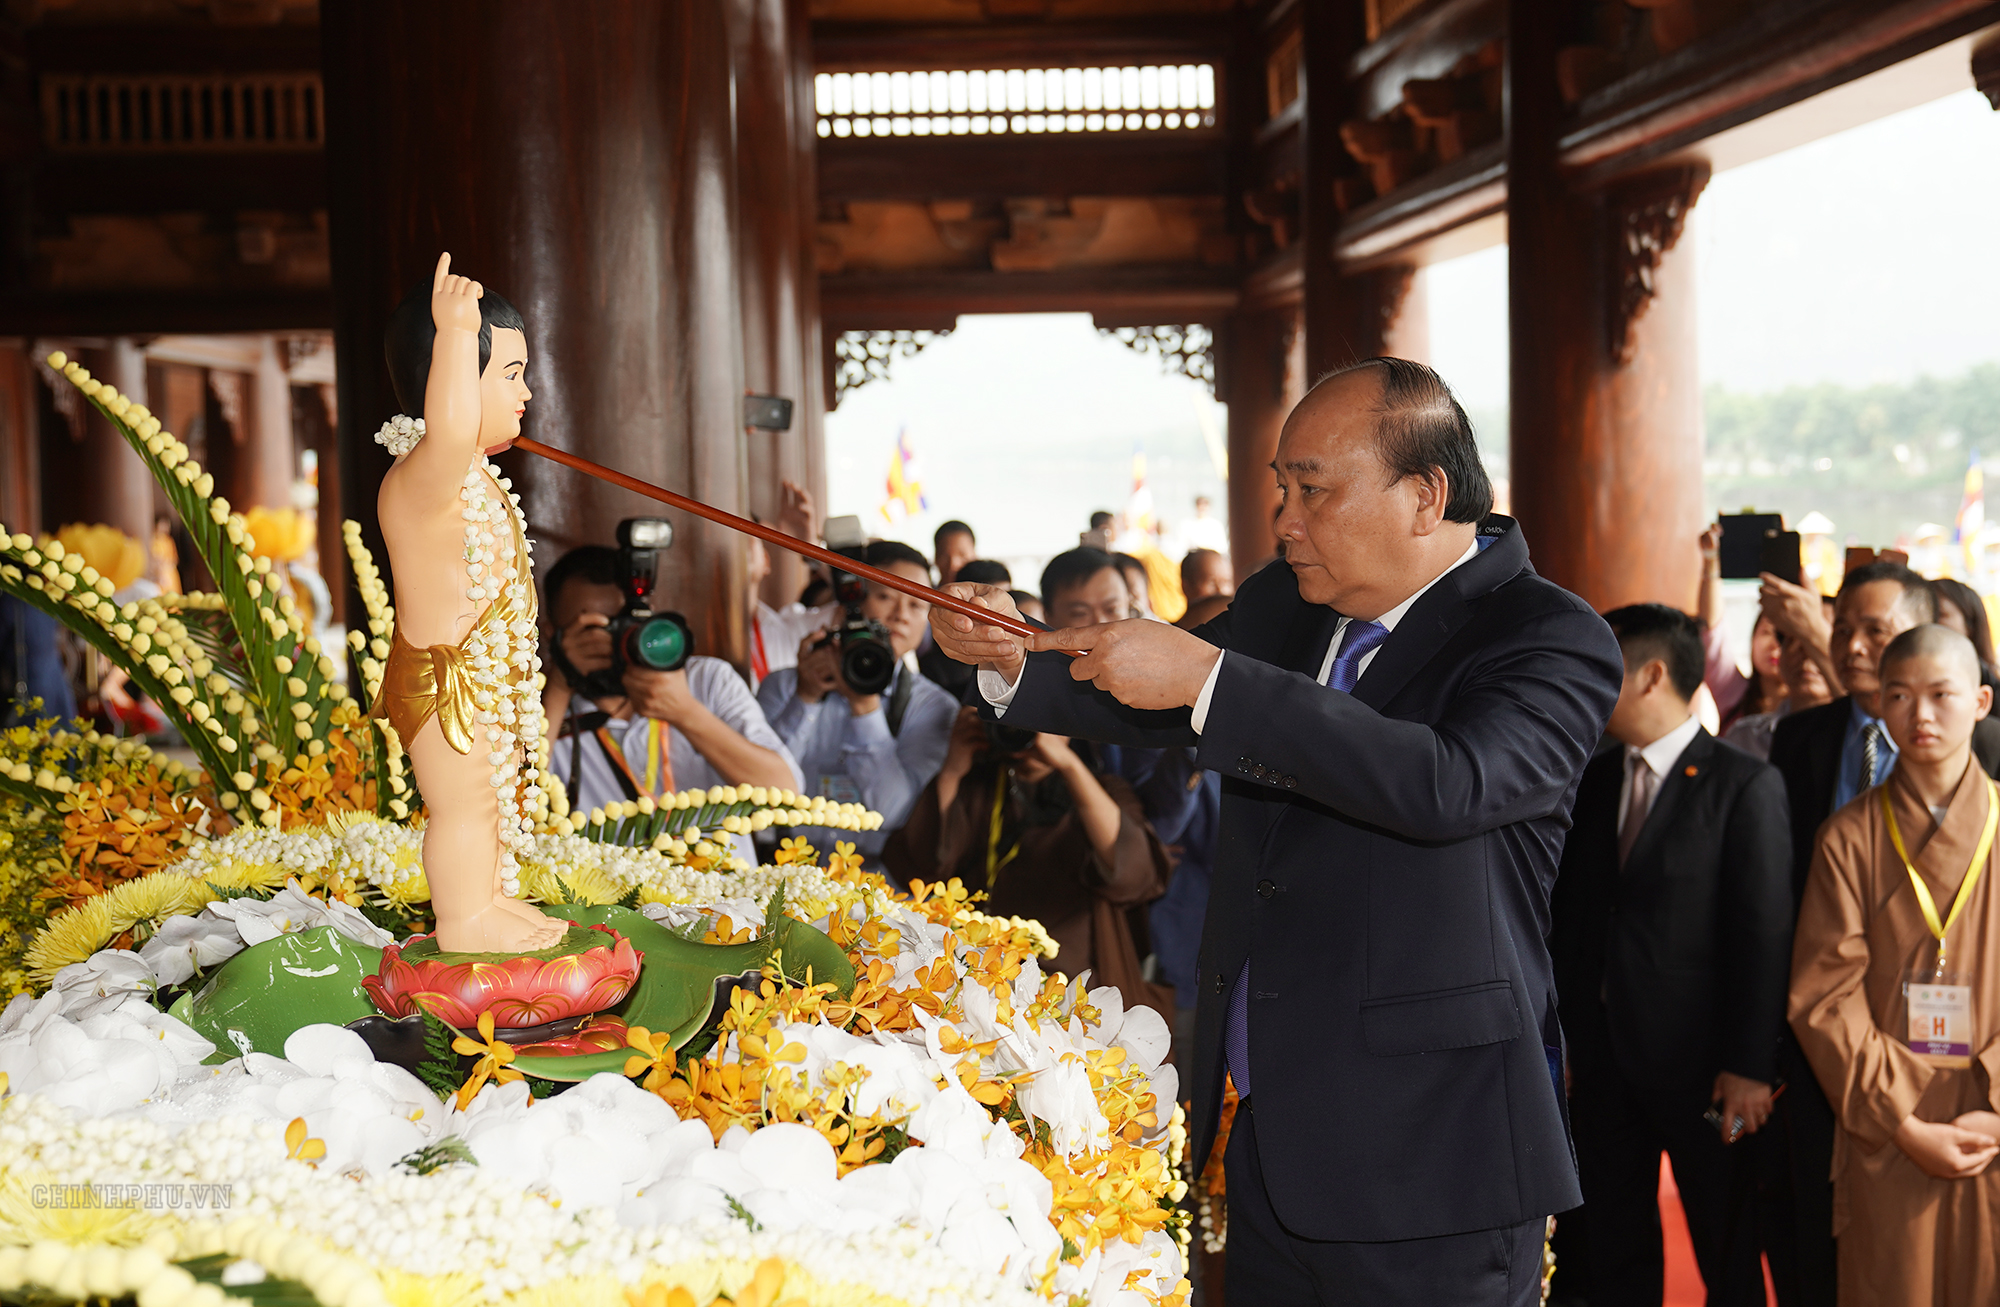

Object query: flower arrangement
[1,835,1189,1307]
[0,359,1193,1307]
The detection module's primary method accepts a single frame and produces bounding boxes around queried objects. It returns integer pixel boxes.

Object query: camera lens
[985,721,1038,757]
[624,612,691,671]
[841,634,895,696]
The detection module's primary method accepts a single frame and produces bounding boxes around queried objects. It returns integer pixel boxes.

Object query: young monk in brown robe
[1792,623,2000,1307]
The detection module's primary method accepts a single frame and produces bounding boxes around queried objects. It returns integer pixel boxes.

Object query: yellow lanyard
[984,767,1020,887]
[641,717,674,798]
[1881,775,1998,973]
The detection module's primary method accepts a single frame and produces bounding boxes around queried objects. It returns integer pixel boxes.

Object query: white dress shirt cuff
[977,665,1022,716]
[1190,650,1225,735]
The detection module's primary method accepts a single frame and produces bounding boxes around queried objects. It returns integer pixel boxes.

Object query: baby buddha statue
[374,253,565,953]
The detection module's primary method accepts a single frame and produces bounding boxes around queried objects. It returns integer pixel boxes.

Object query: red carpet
[1659,1153,1778,1306]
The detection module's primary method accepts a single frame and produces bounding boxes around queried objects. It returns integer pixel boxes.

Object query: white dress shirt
[982,536,1484,730]
[1617,712,1703,833]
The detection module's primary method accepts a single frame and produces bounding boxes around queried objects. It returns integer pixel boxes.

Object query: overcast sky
[826,89,2000,559]
[1429,88,2000,410]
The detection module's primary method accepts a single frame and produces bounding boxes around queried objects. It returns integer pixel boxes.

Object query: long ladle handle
[511,436,1049,646]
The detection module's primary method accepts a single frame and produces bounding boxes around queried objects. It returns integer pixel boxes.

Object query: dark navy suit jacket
[1551,730,1794,1094]
[986,516,1621,1241]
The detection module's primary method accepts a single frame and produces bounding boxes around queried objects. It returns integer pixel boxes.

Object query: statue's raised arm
[374,252,564,953]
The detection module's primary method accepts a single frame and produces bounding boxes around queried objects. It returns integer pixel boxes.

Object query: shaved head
[1881,623,1981,685]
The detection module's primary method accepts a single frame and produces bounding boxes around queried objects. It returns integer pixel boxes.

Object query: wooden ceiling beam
[811,19,1230,71]
[36,153,326,216]
[0,290,331,336]
[819,131,1225,202]
[26,24,320,74]
[821,265,1239,326]
[1559,0,2000,184]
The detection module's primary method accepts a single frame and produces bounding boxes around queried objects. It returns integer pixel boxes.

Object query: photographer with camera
[755,540,957,859]
[883,699,1171,1019]
[541,529,802,821]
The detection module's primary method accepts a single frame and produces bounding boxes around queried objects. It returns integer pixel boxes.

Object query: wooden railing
[41,73,323,152]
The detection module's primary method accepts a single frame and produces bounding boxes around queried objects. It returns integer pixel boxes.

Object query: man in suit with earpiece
[1551,603,1793,1307]
[929,357,1624,1306]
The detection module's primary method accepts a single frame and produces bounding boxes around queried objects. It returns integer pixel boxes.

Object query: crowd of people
[10,443,2000,1305]
[1551,533,2000,1307]
[527,490,1233,1047]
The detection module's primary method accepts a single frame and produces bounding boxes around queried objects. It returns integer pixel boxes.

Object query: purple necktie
[1224,617,1390,1098]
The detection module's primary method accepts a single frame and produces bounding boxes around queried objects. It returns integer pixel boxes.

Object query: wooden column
[0,344,38,535]
[242,335,296,512]
[1506,5,1706,613]
[323,0,750,664]
[75,340,153,541]
[1297,0,1376,381]
[788,0,829,527]
[732,0,819,607]
[1222,306,1303,576]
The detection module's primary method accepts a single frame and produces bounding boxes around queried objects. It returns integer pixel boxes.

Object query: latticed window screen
[815,66,1217,138]
[42,74,323,151]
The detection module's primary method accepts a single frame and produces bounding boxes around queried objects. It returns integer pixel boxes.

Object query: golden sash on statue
[371,479,536,756]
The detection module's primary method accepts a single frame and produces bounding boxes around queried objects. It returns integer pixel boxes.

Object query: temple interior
[0,0,1993,652]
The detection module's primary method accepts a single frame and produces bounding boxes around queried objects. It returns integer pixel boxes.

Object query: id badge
[817,773,864,809]
[1904,970,1973,1067]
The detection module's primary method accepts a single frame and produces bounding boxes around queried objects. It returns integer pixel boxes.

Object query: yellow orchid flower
[450,1011,524,1109]
[622,1025,678,1093]
[284,1116,326,1164]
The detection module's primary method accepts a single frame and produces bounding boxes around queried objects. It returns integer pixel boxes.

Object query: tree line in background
[1459,364,2000,549]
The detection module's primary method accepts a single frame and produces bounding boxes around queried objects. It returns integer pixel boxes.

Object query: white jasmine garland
[455,458,543,898]
[373,415,424,457]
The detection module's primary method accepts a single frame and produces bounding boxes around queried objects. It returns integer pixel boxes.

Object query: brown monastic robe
[1791,758,2000,1307]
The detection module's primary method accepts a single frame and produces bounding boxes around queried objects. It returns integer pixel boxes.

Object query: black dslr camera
[984,719,1039,758]
[814,551,897,697]
[554,517,694,702]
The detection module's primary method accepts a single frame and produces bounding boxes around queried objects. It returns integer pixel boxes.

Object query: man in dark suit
[929,358,1623,1305]
[1551,604,1792,1307]
[1760,561,2000,1306]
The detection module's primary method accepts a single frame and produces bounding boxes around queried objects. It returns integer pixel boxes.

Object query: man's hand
[622,666,700,725]
[431,252,484,335]
[1711,1071,1775,1143]
[1028,619,1222,711]
[794,635,842,705]
[776,480,817,543]
[1759,572,1830,648]
[936,706,987,811]
[556,611,613,677]
[1953,1110,2000,1143]
[929,584,1028,681]
[793,633,880,715]
[1893,1114,2000,1179]
[1030,731,1079,772]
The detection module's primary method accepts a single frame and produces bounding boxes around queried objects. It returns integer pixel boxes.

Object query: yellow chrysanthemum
[21,896,113,980]
[381,1270,487,1307]
[51,522,146,591]
[241,506,313,564]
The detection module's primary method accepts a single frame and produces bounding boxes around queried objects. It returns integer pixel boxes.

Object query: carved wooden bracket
[1097,324,1215,394]
[1609,163,1708,364]
[831,329,952,407]
[1376,265,1418,341]
[1975,34,2000,111]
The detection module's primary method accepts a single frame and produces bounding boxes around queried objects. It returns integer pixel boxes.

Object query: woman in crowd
[884,705,1171,1019]
[1928,576,2000,692]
